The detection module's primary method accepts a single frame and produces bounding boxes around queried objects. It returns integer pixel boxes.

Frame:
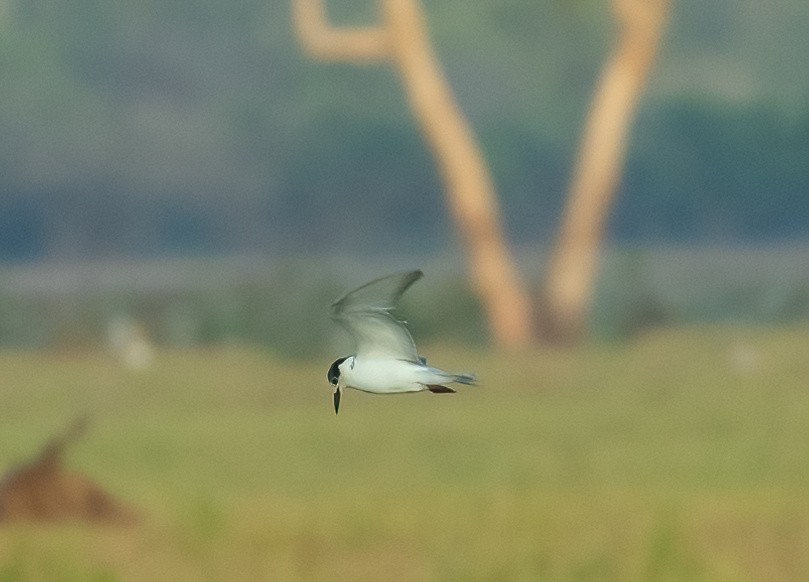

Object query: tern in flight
[327,270,477,414]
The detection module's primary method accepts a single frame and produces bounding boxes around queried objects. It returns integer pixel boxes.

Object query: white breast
[342,357,426,394]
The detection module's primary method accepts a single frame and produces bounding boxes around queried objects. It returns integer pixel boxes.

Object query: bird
[327,270,477,414]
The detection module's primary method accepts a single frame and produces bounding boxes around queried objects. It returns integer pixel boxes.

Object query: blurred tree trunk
[541,0,672,343]
[292,0,534,348]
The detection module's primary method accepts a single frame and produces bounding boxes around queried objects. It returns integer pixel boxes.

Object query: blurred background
[0,0,807,353]
[1,0,808,579]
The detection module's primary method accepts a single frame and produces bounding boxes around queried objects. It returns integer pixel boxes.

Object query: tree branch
[542,0,672,342]
[292,0,391,63]
[384,0,534,346]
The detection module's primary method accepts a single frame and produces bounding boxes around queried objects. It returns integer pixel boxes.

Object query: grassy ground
[1,326,809,580]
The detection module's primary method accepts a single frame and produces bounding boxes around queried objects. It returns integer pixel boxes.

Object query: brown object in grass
[0,415,137,524]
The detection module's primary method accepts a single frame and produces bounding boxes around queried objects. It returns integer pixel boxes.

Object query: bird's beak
[333,386,341,414]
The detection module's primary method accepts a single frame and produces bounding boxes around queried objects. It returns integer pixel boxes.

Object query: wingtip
[330,269,424,314]
[402,269,424,291]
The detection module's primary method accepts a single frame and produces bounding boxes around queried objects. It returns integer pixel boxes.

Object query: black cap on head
[327,356,350,386]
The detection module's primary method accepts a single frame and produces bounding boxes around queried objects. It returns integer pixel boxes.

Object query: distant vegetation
[0,0,807,261]
[1,248,808,352]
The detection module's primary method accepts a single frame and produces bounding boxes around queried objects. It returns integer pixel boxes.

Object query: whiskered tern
[327,270,477,414]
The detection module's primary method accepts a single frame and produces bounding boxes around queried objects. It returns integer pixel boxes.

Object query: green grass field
[1,326,809,581]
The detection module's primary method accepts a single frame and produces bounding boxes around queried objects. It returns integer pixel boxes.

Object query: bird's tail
[428,367,477,385]
[452,373,477,385]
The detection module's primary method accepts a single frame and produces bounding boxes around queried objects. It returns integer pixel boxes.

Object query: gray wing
[331,270,422,362]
